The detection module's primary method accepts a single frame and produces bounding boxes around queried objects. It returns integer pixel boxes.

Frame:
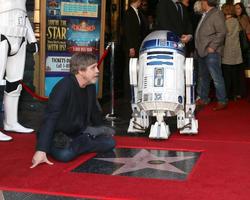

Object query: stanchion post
[106,41,118,121]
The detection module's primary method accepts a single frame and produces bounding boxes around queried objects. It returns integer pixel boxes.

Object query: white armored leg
[0,131,12,141]
[3,84,34,133]
[0,40,8,85]
[0,39,11,140]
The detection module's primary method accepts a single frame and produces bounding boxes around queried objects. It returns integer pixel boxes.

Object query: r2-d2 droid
[128,30,198,139]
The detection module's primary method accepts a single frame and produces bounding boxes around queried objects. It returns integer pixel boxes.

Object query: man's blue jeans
[50,134,116,162]
[197,52,227,103]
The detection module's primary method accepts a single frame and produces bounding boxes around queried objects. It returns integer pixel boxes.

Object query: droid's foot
[149,122,170,139]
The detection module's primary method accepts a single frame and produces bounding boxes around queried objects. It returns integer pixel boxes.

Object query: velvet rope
[97,42,111,68]
[20,43,112,102]
[20,81,49,101]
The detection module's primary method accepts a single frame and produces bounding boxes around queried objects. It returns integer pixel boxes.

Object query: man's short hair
[70,53,97,74]
[207,0,218,7]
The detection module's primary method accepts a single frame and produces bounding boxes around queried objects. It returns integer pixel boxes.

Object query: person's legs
[222,64,232,99]
[83,135,116,153]
[206,53,227,103]
[50,133,116,162]
[49,133,89,162]
[193,57,199,99]
[231,65,240,98]
[50,145,77,162]
[238,63,246,97]
[197,56,211,103]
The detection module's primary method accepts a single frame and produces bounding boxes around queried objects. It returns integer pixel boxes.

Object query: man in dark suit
[124,0,143,58]
[155,0,193,44]
[31,53,116,168]
[123,0,144,99]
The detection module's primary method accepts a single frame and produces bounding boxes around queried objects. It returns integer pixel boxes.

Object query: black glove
[28,42,39,53]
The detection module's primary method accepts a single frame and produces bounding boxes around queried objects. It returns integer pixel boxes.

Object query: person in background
[31,53,116,168]
[191,0,203,96]
[139,0,150,37]
[195,0,227,111]
[180,0,201,57]
[235,2,250,41]
[221,4,243,101]
[147,13,156,32]
[123,0,143,100]
[181,0,189,7]
[180,0,193,56]
[155,0,193,44]
[235,2,250,97]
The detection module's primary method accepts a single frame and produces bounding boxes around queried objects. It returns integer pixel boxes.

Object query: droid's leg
[149,111,170,139]
[128,106,149,133]
[3,40,34,133]
[0,35,12,141]
[127,58,149,133]
[178,58,198,134]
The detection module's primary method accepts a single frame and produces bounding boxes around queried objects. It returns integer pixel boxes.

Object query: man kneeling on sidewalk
[31,53,116,168]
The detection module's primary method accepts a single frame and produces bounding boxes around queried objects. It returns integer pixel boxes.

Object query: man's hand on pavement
[30,151,53,168]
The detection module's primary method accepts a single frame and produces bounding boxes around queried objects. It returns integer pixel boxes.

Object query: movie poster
[45,0,101,96]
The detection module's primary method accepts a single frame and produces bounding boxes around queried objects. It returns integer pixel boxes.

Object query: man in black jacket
[124,0,144,58]
[156,0,193,44]
[123,0,145,99]
[31,53,116,168]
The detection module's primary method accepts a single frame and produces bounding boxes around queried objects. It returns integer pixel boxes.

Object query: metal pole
[106,41,117,121]
[110,42,115,115]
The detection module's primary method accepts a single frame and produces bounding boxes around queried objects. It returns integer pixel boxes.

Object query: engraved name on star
[95,149,195,175]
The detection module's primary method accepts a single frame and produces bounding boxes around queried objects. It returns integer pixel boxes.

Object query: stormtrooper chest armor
[0,0,27,37]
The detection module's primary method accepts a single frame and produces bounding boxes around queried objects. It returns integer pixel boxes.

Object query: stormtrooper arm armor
[26,17,37,43]
[26,16,38,53]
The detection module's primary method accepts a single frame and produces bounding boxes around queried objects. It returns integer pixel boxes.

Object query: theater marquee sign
[41,0,106,96]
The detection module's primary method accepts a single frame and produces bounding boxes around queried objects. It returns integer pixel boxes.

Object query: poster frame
[39,0,106,98]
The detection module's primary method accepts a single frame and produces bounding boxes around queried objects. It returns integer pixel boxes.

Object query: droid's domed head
[140,30,185,54]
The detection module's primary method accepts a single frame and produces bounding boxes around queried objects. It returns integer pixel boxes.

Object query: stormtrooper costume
[0,0,38,141]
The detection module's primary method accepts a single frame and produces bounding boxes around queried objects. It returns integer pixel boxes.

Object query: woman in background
[221,4,243,100]
[234,2,250,97]
[235,2,250,41]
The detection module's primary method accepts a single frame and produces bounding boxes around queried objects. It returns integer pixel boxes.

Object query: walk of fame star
[72,148,201,180]
[95,149,195,175]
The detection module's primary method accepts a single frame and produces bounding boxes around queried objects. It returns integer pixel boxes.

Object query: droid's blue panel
[141,39,157,50]
[147,55,173,60]
[140,39,184,53]
[147,61,173,66]
[147,51,173,55]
